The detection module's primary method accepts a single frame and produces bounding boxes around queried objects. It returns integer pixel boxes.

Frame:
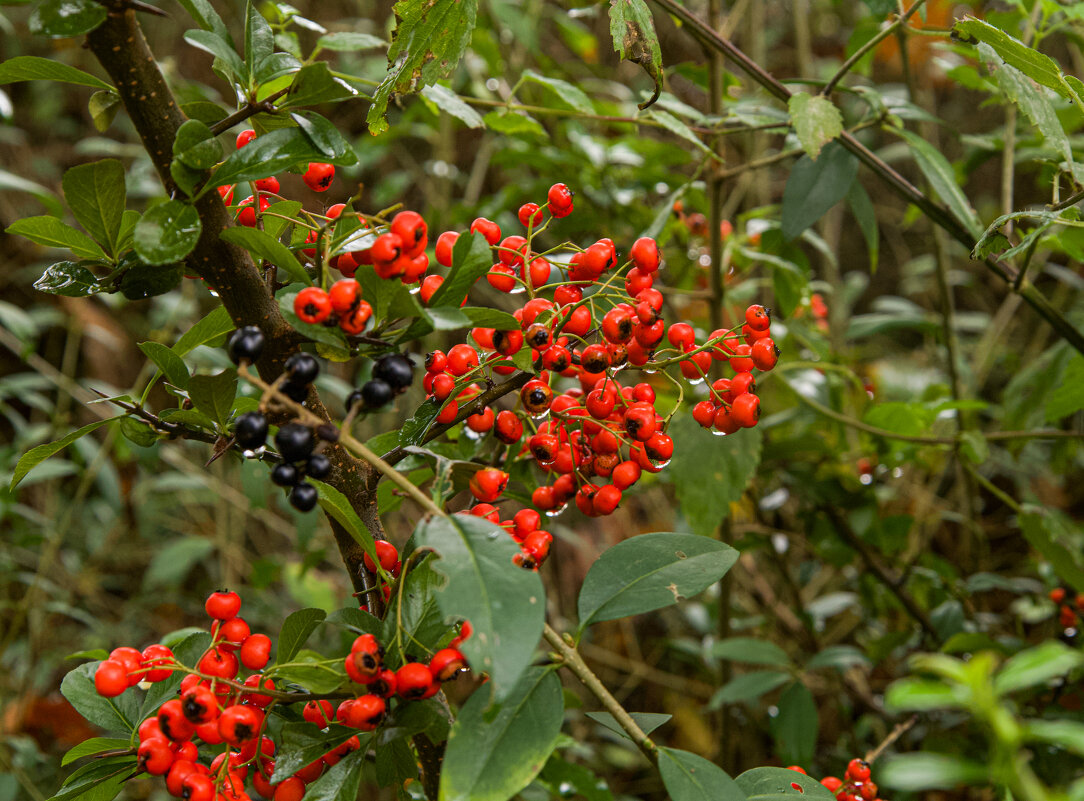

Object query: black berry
[346,390,364,410]
[289,481,318,512]
[282,381,310,403]
[306,453,331,479]
[227,326,265,364]
[361,379,394,409]
[271,463,299,487]
[373,354,414,392]
[275,423,314,462]
[233,412,268,449]
[284,353,320,386]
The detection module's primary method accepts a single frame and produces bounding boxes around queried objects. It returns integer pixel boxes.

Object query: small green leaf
[954,18,1068,100]
[647,110,712,157]
[61,738,130,767]
[482,109,546,137]
[88,90,122,133]
[312,480,378,563]
[61,160,125,258]
[0,55,112,90]
[420,84,484,128]
[277,608,327,664]
[187,369,237,428]
[896,128,983,240]
[440,667,563,801]
[771,682,817,767]
[34,261,102,297]
[138,342,190,388]
[1046,354,1084,422]
[878,753,988,791]
[172,306,234,357]
[280,62,358,109]
[429,232,492,307]
[366,0,479,135]
[315,31,387,52]
[220,227,310,285]
[711,638,791,667]
[607,0,662,108]
[847,180,879,272]
[173,119,223,170]
[29,0,106,38]
[6,216,108,262]
[290,110,356,160]
[521,69,593,114]
[133,201,202,265]
[11,418,115,490]
[657,747,745,801]
[184,29,248,86]
[781,143,859,240]
[1020,512,1084,593]
[994,641,1084,696]
[118,259,184,300]
[708,671,792,708]
[788,92,843,160]
[577,532,738,627]
[736,768,838,801]
[806,645,870,671]
[885,677,966,712]
[585,711,670,740]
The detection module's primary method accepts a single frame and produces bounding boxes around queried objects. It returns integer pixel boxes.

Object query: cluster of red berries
[458,499,555,570]
[91,590,471,801]
[1050,588,1084,632]
[293,277,372,335]
[788,759,887,801]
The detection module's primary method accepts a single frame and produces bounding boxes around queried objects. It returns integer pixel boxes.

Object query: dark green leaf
[60,662,139,733]
[187,369,237,428]
[657,747,745,801]
[430,232,493,307]
[419,84,484,128]
[585,711,670,740]
[366,0,480,135]
[118,259,184,301]
[34,261,102,297]
[120,416,161,448]
[953,18,1068,99]
[172,120,223,170]
[708,671,792,708]
[878,753,988,791]
[577,532,738,627]
[303,749,364,801]
[847,180,879,272]
[647,110,711,156]
[172,306,233,357]
[254,52,301,85]
[1020,512,1084,593]
[6,216,108,262]
[781,143,859,240]
[290,110,357,160]
[51,758,136,801]
[274,651,346,694]
[277,608,327,664]
[771,682,817,767]
[711,638,791,667]
[412,514,545,698]
[138,342,190,388]
[61,738,130,767]
[608,0,662,107]
[220,227,310,285]
[896,128,982,239]
[175,0,233,44]
[736,768,838,801]
[244,0,274,74]
[209,126,355,190]
[539,758,614,801]
[272,723,362,782]
[0,55,112,90]
[29,0,106,38]
[60,160,125,258]
[440,667,563,801]
[133,201,201,265]
[11,418,115,490]
[312,480,378,562]
[398,399,441,446]
[1046,354,1084,421]
[281,62,358,109]
[184,29,247,85]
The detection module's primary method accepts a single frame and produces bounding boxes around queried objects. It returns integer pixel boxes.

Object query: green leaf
[7,216,108,262]
[187,369,237,428]
[1046,354,1084,421]
[173,305,234,357]
[138,342,190,388]
[274,651,346,694]
[0,166,64,217]
[781,142,859,240]
[667,414,763,536]
[60,662,139,733]
[184,29,248,86]
[577,532,738,627]
[244,0,274,75]
[118,259,184,301]
[771,682,817,767]
[1020,512,1084,593]
[0,56,112,90]
[366,0,480,135]
[584,711,670,740]
[463,308,520,330]
[172,119,223,171]
[139,633,211,720]
[209,126,355,190]
[1026,719,1084,757]
[420,84,484,128]
[736,768,838,801]
[398,399,441,446]
[847,180,879,272]
[312,480,378,563]
[220,227,310,285]
[61,738,130,767]
[647,110,713,157]
[440,667,563,801]
[315,31,387,52]
[412,514,545,699]
[994,641,1084,696]
[482,109,546,137]
[143,537,214,589]
[429,232,492,307]
[290,110,356,160]
[29,0,106,38]
[711,637,791,667]
[303,749,364,801]
[175,0,233,44]
[708,671,792,708]
[62,160,125,258]
[954,18,1069,100]
[522,69,593,114]
[539,758,614,801]
[878,753,988,791]
[133,201,202,265]
[806,645,870,671]
[281,62,358,109]
[51,757,136,801]
[277,608,327,664]
[885,677,966,712]
[657,747,745,801]
[788,92,842,160]
[11,418,115,490]
[34,261,102,297]
[608,0,662,108]
[272,723,362,782]
[88,90,122,133]
[895,128,983,239]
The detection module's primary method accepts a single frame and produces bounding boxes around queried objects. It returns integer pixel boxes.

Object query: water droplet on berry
[544,503,568,517]
[685,376,704,386]
[650,457,671,468]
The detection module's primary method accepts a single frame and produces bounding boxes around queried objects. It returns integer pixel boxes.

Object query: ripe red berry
[435,230,459,266]
[303,162,335,192]
[429,647,468,682]
[518,202,543,227]
[731,393,761,428]
[206,590,241,620]
[846,759,871,783]
[447,344,480,376]
[745,304,771,330]
[275,776,306,801]
[471,217,502,245]
[157,698,196,743]
[218,704,263,747]
[612,460,641,490]
[390,210,427,255]
[729,343,754,373]
[592,484,622,515]
[235,129,256,149]
[329,279,362,315]
[181,684,219,724]
[94,660,128,698]
[363,540,400,574]
[346,693,387,730]
[240,633,272,670]
[494,409,524,444]
[629,236,660,273]
[751,337,779,371]
[396,662,434,699]
[469,468,509,503]
[182,772,215,801]
[547,183,574,217]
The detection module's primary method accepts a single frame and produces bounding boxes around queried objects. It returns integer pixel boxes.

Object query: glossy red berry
[345,693,387,731]
[182,772,215,801]
[751,337,779,371]
[396,662,434,699]
[218,704,262,747]
[629,236,660,273]
[240,633,272,670]
[447,344,479,376]
[494,410,524,444]
[469,468,509,503]
[94,660,128,697]
[303,162,335,192]
[470,217,502,245]
[235,129,256,149]
[547,183,574,217]
[328,279,362,315]
[157,698,195,743]
[846,759,871,783]
[363,540,400,574]
[745,304,771,330]
[181,684,219,724]
[518,202,543,227]
[731,393,760,427]
[205,590,241,620]
[275,776,306,801]
[140,644,174,682]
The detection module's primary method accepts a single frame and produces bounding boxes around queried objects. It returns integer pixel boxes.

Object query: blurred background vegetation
[2,0,1084,798]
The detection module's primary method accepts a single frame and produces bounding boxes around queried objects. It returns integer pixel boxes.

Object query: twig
[823,1,928,96]
[864,715,918,764]
[208,88,290,137]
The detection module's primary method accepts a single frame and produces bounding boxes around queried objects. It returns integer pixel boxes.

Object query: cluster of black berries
[271,422,328,511]
[345,353,415,412]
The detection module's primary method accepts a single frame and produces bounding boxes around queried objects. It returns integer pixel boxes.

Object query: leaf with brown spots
[608,0,663,109]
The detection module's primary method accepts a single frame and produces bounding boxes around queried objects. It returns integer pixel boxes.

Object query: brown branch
[84,3,379,599]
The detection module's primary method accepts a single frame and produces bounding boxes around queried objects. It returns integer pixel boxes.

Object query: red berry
[140,644,174,682]
[629,236,660,273]
[274,776,306,801]
[518,202,543,227]
[396,662,434,699]
[303,162,335,192]
[494,409,524,444]
[235,130,256,149]
[846,759,871,783]
[751,337,779,371]
[447,344,479,376]
[218,704,263,747]
[94,660,128,698]
[157,698,196,743]
[205,590,241,620]
[363,540,400,574]
[745,304,771,330]
[390,210,428,255]
[731,393,760,427]
[435,231,459,266]
[469,468,509,503]
[429,647,468,682]
[547,183,574,217]
[240,633,272,670]
[182,773,215,801]
[329,279,362,315]
[471,217,502,245]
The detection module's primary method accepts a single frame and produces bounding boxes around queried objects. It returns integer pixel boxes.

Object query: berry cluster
[788,759,887,801]
[344,352,415,413]
[91,590,471,801]
[1049,588,1084,633]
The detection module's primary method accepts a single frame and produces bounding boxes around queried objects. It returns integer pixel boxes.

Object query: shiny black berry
[289,481,318,512]
[306,453,331,479]
[373,354,414,392]
[361,379,394,409]
[281,381,310,403]
[227,326,265,364]
[345,390,364,411]
[275,423,314,462]
[233,412,268,449]
[284,353,320,386]
[271,463,299,487]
